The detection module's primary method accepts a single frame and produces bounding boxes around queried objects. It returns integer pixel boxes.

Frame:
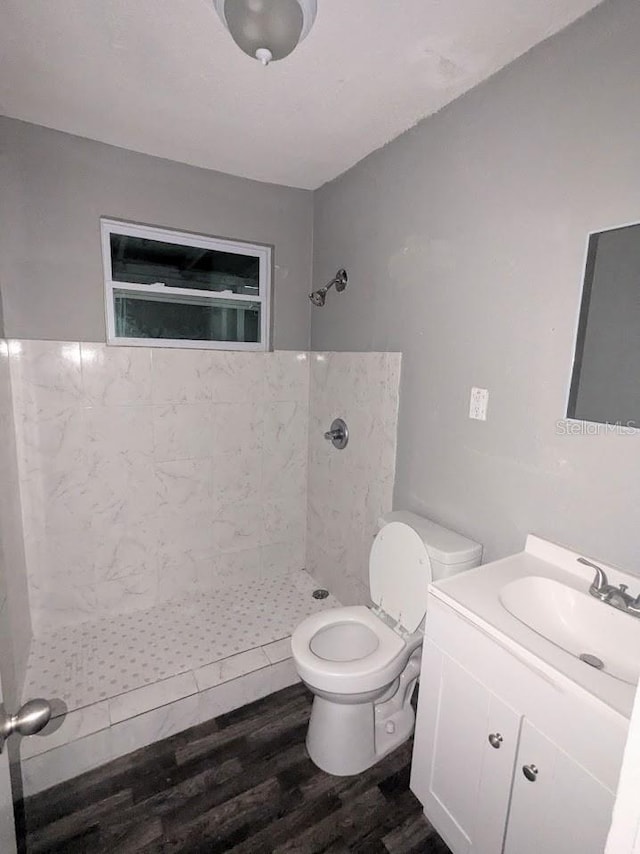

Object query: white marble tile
[39,464,94,533]
[24,569,338,713]
[109,672,198,724]
[95,569,158,617]
[152,403,213,461]
[20,658,299,796]
[197,666,275,724]
[83,457,158,528]
[263,401,308,451]
[18,571,342,792]
[84,404,153,464]
[18,406,86,467]
[81,343,152,406]
[213,501,264,553]
[364,472,395,529]
[262,401,308,500]
[210,448,262,507]
[268,657,300,693]
[155,458,212,516]
[21,728,113,797]
[210,351,265,403]
[354,352,391,408]
[211,402,263,455]
[154,460,214,566]
[157,554,198,601]
[194,647,269,692]
[10,340,314,632]
[92,520,158,583]
[20,701,110,761]
[30,583,98,634]
[260,540,306,575]
[386,352,402,408]
[262,637,292,664]
[310,480,366,540]
[110,694,200,758]
[28,520,93,581]
[0,601,18,716]
[305,546,346,597]
[156,509,216,566]
[11,340,83,416]
[8,340,405,637]
[196,548,262,591]
[305,352,401,607]
[263,496,306,547]
[264,351,309,403]
[332,573,371,607]
[151,348,213,404]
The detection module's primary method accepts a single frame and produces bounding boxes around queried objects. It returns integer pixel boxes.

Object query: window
[101,219,271,350]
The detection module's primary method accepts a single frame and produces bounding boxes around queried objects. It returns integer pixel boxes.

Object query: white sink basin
[499,575,640,685]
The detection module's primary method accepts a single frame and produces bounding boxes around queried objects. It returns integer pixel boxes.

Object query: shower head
[310,288,327,307]
[309,269,348,307]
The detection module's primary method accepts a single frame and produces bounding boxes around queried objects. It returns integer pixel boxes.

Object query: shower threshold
[20,569,339,796]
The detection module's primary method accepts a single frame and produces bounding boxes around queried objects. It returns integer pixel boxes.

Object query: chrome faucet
[578,557,640,617]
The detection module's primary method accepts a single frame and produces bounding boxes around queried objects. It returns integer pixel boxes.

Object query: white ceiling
[0,0,601,189]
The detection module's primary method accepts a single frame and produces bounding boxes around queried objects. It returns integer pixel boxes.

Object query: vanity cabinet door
[504,719,615,854]
[411,641,521,854]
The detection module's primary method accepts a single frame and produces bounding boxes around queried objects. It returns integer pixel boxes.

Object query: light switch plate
[469,387,489,421]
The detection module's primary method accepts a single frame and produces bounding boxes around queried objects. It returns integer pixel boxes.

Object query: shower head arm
[322,280,336,297]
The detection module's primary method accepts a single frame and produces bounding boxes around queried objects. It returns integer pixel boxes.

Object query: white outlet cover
[469,387,489,421]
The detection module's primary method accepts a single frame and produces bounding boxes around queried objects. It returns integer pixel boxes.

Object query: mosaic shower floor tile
[24,570,338,713]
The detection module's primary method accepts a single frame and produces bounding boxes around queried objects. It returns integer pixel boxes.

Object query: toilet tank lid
[379,511,482,566]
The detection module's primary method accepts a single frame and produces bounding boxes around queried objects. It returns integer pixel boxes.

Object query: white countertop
[430,535,638,720]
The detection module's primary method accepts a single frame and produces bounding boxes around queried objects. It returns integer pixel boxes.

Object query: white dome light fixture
[214,0,317,66]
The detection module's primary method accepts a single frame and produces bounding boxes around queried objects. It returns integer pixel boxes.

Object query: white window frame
[101,218,272,351]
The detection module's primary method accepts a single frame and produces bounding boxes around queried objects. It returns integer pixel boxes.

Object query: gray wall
[311,0,640,573]
[0,118,313,349]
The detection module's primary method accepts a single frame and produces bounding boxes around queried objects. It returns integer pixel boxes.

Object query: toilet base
[306,696,374,776]
[306,696,416,776]
[305,650,421,776]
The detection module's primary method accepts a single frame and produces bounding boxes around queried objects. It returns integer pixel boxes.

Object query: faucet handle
[577,557,609,593]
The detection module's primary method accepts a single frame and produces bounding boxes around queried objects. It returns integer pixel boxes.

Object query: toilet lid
[369,521,432,632]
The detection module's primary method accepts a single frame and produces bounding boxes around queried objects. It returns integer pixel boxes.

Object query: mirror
[567,222,640,427]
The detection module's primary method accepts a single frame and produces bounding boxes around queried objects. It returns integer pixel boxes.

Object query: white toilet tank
[377,511,482,580]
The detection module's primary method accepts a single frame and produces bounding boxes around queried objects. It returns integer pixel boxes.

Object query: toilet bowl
[292,511,482,776]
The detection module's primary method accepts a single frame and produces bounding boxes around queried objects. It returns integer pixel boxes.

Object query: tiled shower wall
[306,353,401,605]
[9,343,309,633]
[0,343,32,703]
[7,343,400,633]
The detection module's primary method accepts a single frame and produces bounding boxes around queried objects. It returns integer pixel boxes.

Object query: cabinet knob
[488,733,503,749]
[522,764,539,782]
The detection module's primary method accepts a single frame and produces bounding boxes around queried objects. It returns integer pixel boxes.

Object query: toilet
[292,511,482,776]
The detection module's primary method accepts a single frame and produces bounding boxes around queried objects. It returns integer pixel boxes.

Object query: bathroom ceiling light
[214,0,317,66]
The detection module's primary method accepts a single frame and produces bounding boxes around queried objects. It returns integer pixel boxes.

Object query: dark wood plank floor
[22,683,451,853]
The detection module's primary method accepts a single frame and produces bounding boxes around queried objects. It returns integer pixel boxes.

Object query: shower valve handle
[324,428,344,441]
[324,418,349,450]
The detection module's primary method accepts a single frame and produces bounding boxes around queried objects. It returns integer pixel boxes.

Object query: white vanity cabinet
[504,719,614,854]
[411,597,625,854]
[412,640,521,853]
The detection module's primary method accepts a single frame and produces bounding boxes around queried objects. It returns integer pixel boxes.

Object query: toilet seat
[369,521,431,632]
[292,606,408,695]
